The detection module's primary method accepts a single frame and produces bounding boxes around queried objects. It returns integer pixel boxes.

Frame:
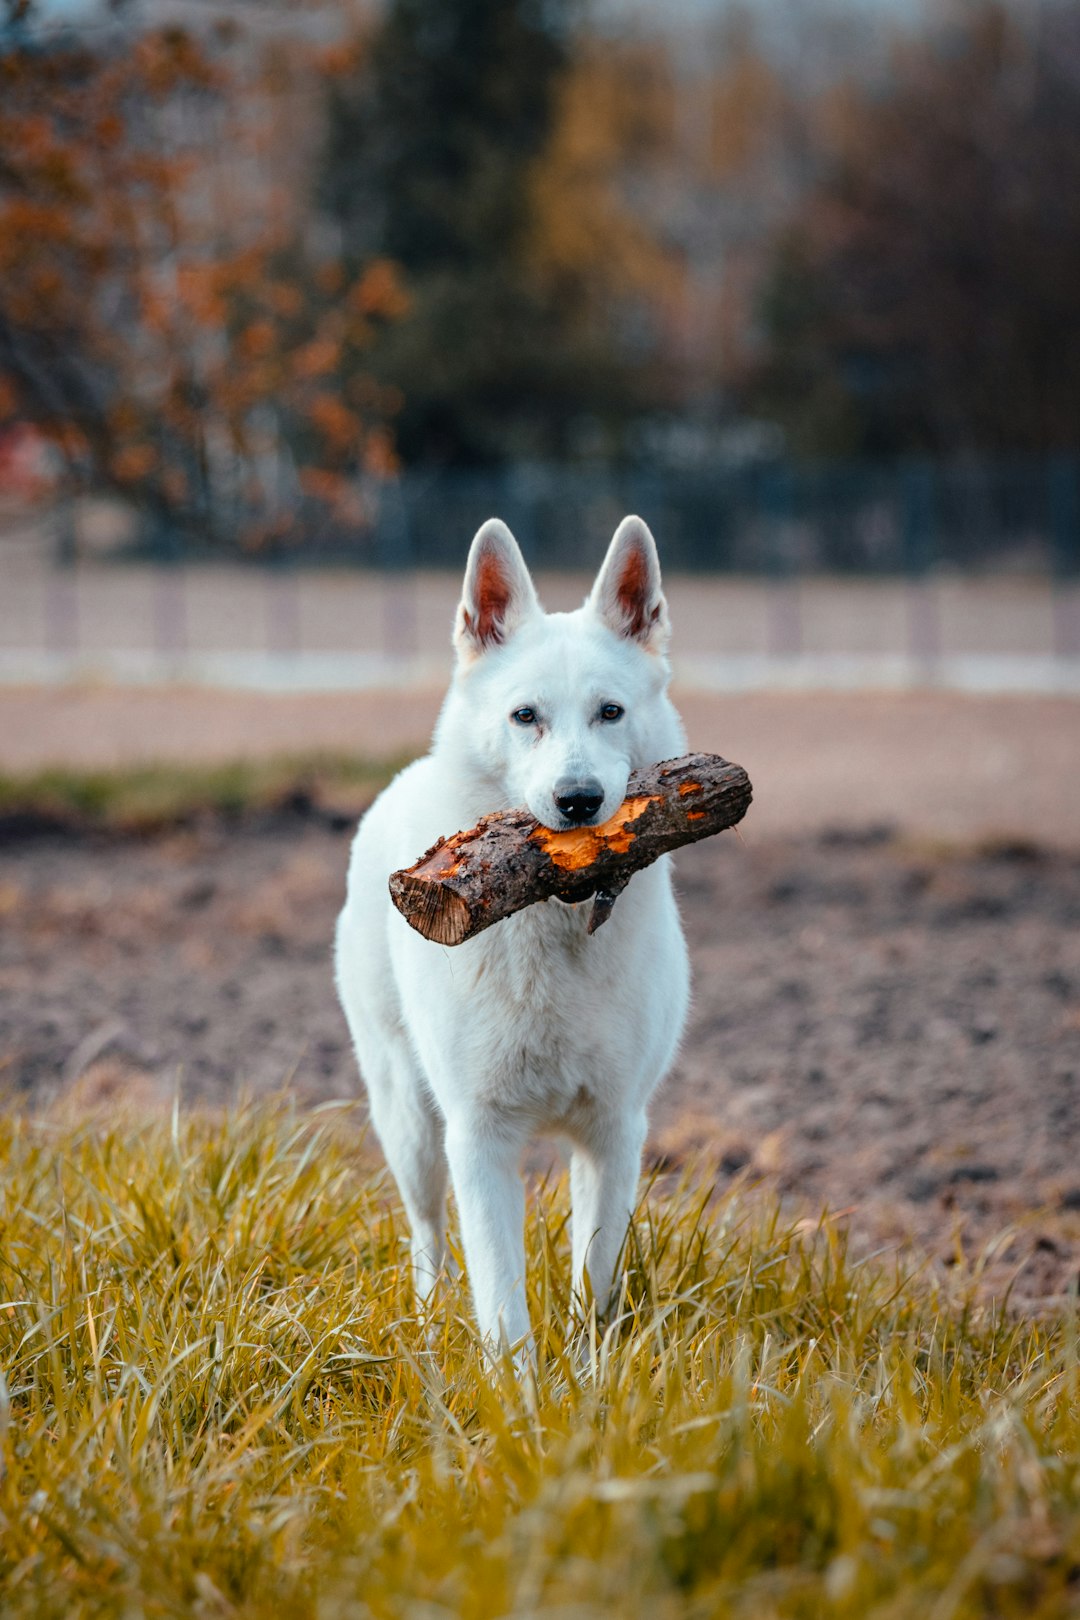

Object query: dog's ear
[589,515,669,652]
[455,518,539,663]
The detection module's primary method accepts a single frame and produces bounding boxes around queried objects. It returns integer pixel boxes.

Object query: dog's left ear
[455,518,540,664]
[589,515,669,653]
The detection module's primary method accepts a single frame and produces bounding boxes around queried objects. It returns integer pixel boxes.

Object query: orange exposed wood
[389,753,753,946]
[533,795,654,869]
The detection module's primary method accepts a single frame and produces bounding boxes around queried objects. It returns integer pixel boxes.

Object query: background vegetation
[3,0,1079,551]
[0,753,398,836]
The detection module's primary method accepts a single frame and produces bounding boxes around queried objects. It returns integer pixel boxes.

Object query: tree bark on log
[388,752,752,947]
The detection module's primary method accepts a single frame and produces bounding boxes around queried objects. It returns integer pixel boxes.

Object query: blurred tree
[321,0,664,465]
[522,38,687,425]
[747,2,1080,456]
[0,17,404,548]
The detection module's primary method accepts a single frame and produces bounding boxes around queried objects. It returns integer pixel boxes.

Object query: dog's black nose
[554,778,604,824]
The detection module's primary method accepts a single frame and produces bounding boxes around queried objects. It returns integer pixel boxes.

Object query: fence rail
[2,457,1080,692]
[105,455,1080,578]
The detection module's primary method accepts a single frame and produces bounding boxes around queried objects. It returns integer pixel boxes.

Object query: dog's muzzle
[553,777,605,825]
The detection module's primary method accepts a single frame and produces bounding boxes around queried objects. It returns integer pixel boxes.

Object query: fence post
[1049,456,1080,664]
[45,497,79,662]
[150,515,188,664]
[376,474,417,667]
[762,463,802,659]
[152,570,188,663]
[902,459,940,677]
[265,556,301,660]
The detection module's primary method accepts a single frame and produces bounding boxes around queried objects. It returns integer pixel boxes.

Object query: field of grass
[2,1101,1079,1619]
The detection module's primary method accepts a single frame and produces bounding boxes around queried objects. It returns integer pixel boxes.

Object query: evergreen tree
[322,0,629,467]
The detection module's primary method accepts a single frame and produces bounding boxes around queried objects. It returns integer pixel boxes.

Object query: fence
[370,456,1080,578]
[2,456,1079,691]
[100,454,1080,578]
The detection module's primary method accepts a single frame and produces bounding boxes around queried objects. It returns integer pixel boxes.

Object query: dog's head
[439,516,685,831]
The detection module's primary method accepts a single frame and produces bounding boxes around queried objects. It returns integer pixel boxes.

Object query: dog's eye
[511,707,537,726]
[599,703,624,722]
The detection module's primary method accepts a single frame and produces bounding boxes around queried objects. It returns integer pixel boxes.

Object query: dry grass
[0,754,404,835]
[1,1099,1079,1618]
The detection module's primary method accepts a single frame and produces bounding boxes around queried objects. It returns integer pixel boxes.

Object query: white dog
[335,515,690,1352]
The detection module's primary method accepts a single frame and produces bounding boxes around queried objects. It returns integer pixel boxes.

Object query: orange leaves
[174,264,228,330]
[708,51,786,181]
[298,466,349,504]
[292,336,341,381]
[93,112,125,150]
[12,112,57,161]
[264,281,305,320]
[315,262,346,299]
[0,199,76,265]
[291,468,363,536]
[316,40,367,81]
[0,375,19,423]
[306,395,363,454]
[0,26,404,539]
[107,400,143,441]
[348,260,410,321]
[362,426,400,478]
[238,320,279,363]
[523,38,682,315]
[110,443,159,485]
[130,28,223,100]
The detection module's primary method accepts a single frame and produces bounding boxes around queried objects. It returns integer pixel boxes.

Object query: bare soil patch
[3,807,1079,1305]
[2,687,1079,848]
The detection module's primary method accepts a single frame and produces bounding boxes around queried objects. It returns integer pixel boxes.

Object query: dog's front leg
[570,1110,648,1320]
[444,1118,531,1355]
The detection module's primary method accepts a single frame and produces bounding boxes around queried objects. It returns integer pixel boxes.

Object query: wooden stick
[389,752,752,946]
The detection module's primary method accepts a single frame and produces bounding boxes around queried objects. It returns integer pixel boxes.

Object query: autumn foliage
[0,23,405,548]
[748,3,1080,456]
[4,0,1077,533]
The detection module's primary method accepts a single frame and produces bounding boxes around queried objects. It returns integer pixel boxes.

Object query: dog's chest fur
[396,867,675,1134]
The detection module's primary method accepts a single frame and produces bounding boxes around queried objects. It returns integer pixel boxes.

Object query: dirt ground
[2,681,1079,1303]
[3,796,1079,1306]
[3,685,1080,847]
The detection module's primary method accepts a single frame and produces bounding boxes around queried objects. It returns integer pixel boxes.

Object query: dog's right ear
[454,519,539,664]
